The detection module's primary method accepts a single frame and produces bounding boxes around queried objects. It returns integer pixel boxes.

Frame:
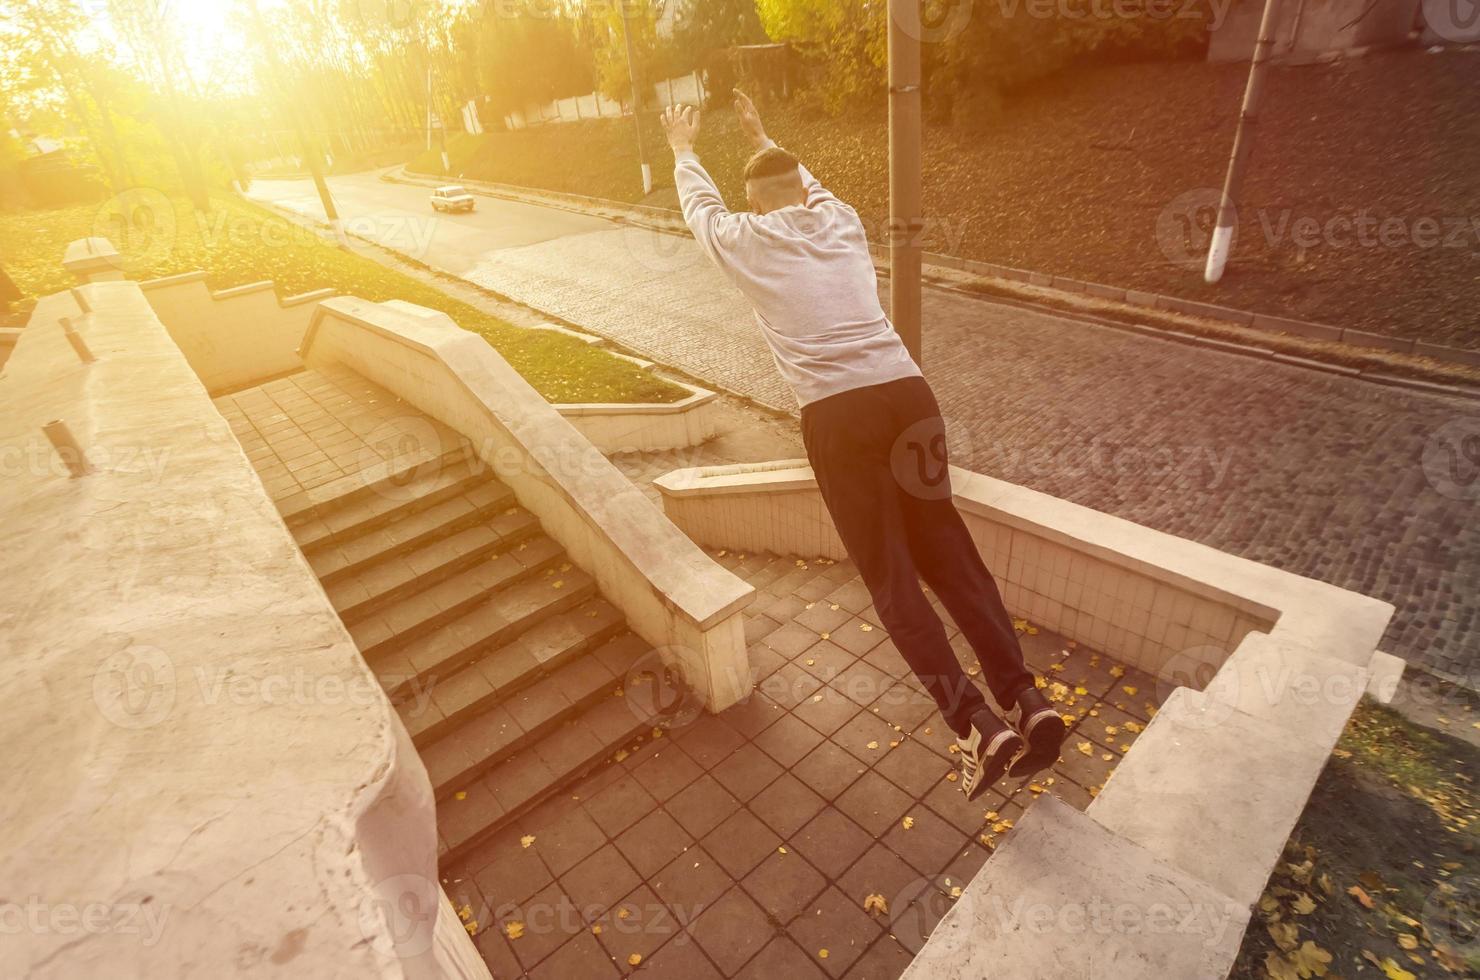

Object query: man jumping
[660,92,1068,801]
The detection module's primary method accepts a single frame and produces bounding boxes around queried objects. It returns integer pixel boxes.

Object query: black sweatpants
[801,376,1034,738]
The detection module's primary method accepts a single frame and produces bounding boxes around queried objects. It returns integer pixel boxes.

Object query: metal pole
[1204,0,1285,283]
[618,9,651,196]
[887,0,923,365]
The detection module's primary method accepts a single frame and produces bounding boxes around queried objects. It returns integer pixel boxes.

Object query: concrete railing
[0,326,21,371]
[134,266,721,450]
[0,279,484,978]
[299,296,755,712]
[139,272,333,395]
[655,459,1397,976]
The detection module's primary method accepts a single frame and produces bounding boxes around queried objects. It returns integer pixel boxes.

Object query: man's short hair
[744,146,800,183]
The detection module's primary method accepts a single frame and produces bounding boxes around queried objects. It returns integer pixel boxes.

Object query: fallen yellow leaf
[628,953,642,966]
[863,893,889,915]
[505,921,525,940]
[520,835,535,848]
[902,816,915,830]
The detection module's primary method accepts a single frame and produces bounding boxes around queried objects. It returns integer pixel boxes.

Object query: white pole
[1205,0,1286,283]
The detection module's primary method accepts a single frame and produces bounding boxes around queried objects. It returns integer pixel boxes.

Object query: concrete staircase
[217,369,661,866]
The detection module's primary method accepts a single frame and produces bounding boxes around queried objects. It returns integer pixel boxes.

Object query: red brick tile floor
[446,552,1164,979]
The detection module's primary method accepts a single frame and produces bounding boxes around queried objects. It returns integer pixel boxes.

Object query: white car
[430,185,475,213]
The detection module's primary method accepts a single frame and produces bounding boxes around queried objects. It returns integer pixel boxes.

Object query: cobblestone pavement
[447,553,1162,979]
[249,175,1478,682]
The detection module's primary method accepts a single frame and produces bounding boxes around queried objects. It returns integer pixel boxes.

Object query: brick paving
[213,365,464,503]
[462,233,1476,684]
[446,552,1163,979]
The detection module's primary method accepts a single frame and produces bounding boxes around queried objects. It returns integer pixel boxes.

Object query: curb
[395,166,1480,382]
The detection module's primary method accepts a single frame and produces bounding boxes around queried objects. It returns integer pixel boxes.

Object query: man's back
[672,143,921,408]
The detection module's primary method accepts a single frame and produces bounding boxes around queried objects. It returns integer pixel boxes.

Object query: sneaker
[957,708,1024,802]
[1006,685,1068,777]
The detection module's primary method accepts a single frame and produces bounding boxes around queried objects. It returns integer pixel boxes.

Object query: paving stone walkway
[446,552,1162,979]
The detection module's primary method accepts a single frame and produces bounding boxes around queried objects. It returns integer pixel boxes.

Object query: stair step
[397,596,627,747]
[435,640,658,865]
[307,482,517,585]
[278,446,473,530]
[420,633,650,802]
[352,536,572,661]
[326,508,541,623]
[292,456,498,552]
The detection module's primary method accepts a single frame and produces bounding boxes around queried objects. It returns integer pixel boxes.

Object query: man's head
[744,146,805,214]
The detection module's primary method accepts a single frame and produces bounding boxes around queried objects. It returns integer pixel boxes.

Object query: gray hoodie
[673,142,922,408]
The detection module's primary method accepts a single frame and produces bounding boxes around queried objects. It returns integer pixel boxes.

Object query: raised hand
[661,104,701,153]
[732,89,768,150]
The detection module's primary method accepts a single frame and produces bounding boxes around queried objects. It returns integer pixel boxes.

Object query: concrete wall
[1209,0,1420,62]
[139,272,333,395]
[0,326,20,371]
[299,297,756,712]
[0,281,482,978]
[654,461,1310,681]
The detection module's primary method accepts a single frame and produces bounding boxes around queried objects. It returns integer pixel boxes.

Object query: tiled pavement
[213,366,463,502]
[448,553,1162,979]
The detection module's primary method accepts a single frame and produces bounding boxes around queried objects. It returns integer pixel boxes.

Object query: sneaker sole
[1007,708,1069,777]
[963,728,1024,802]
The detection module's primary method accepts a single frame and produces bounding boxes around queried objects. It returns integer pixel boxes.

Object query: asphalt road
[247,172,1478,685]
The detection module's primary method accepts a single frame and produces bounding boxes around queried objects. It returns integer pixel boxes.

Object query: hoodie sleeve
[673,150,750,269]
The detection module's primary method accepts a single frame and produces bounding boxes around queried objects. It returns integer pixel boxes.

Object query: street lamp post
[887,0,923,366]
[618,7,652,196]
[1204,0,1286,283]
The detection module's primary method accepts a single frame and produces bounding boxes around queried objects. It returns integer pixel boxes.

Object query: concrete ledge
[654,461,1393,676]
[899,795,1247,980]
[0,326,21,372]
[1342,327,1416,354]
[1365,649,1407,703]
[1251,312,1344,343]
[301,297,755,711]
[62,236,124,281]
[1,281,477,977]
[556,379,721,454]
[1086,687,1346,910]
[137,268,336,395]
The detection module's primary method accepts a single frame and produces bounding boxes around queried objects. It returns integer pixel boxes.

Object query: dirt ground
[1228,704,1479,978]
[438,47,1480,351]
